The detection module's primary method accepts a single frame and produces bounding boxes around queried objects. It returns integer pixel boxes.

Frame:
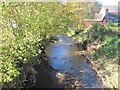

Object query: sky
[98,0,120,5]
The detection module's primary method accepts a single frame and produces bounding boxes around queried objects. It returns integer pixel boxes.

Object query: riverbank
[75,41,118,89]
[67,23,119,89]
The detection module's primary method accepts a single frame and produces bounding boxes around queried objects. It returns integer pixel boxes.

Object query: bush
[106,22,118,27]
[70,23,118,62]
[88,23,107,42]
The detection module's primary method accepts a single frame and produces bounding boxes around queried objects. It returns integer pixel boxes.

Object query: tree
[1,2,72,85]
[84,2,102,19]
[64,2,86,31]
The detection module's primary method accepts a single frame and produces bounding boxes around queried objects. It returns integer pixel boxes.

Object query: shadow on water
[34,36,107,88]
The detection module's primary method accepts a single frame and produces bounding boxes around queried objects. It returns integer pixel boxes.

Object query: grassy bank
[67,23,119,88]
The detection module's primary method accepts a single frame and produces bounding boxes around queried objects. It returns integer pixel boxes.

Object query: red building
[83,5,119,27]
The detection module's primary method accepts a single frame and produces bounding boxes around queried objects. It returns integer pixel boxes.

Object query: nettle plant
[1,2,72,84]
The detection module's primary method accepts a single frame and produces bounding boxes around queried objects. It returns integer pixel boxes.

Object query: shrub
[87,23,107,42]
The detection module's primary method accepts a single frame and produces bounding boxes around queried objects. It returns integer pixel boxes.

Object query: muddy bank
[32,53,64,88]
[21,36,61,88]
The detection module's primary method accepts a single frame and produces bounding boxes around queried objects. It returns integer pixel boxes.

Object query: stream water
[34,36,107,88]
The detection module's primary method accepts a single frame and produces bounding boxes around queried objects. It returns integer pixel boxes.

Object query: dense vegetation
[70,23,119,64]
[84,2,102,19]
[1,2,73,86]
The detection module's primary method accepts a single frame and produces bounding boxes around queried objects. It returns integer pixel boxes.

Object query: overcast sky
[98,0,120,5]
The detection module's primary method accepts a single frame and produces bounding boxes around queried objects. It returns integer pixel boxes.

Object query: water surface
[46,36,106,88]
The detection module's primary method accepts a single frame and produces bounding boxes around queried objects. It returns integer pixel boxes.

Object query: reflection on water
[46,36,106,88]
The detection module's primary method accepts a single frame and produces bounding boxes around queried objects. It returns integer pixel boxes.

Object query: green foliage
[88,23,118,60]
[69,23,107,43]
[1,2,72,85]
[91,50,95,55]
[64,2,86,28]
[70,23,118,63]
[101,36,118,58]
[105,22,118,27]
[84,2,101,19]
[88,23,107,42]
[67,29,75,37]
[97,58,101,62]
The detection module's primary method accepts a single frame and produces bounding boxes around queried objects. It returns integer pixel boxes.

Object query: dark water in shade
[46,36,106,88]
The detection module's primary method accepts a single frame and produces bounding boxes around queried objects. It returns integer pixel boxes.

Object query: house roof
[98,5,118,21]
